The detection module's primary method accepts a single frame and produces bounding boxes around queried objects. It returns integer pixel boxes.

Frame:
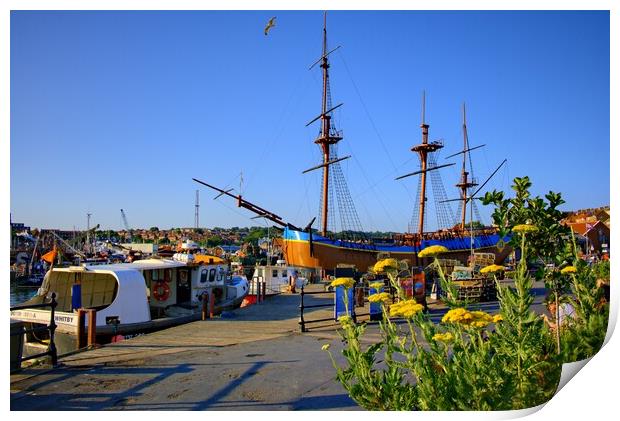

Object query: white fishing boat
[241,260,310,305]
[10,254,249,354]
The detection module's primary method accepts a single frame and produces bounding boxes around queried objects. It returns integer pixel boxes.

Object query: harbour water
[10,281,38,307]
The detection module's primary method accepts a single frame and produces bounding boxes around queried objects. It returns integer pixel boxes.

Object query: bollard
[48,293,58,366]
[255,282,259,304]
[209,291,215,318]
[86,309,97,347]
[261,280,267,302]
[355,285,365,307]
[77,309,86,349]
[299,285,306,332]
[202,292,209,320]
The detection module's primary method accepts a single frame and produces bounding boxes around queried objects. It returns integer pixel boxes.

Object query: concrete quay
[10,284,363,410]
[10,280,546,410]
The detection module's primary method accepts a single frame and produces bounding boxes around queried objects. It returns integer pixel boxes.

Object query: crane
[120,209,132,243]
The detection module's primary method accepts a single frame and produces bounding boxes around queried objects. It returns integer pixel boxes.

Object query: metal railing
[299,283,405,332]
[298,285,337,332]
[10,293,58,369]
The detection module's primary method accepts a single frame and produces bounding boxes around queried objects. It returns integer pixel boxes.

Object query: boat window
[209,268,216,282]
[272,269,278,278]
[281,271,287,278]
[200,269,208,283]
[217,269,224,281]
[152,270,159,281]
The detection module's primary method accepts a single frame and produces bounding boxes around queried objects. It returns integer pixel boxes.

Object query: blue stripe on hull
[283,228,508,253]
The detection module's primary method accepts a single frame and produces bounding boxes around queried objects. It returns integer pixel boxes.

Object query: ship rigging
[193,12,510,272]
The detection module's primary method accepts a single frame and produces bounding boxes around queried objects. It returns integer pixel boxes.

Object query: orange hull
[280,239,508,273]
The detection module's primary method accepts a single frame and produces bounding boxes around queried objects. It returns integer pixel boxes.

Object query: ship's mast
[411,92,443,235]
[315,12,342,236]
[456,103,478,230]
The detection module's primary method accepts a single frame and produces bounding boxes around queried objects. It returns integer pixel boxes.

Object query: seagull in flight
[264,16,276,36]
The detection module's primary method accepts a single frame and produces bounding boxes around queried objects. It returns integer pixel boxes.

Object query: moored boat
[10,254,249,354]
[241,259,310,306]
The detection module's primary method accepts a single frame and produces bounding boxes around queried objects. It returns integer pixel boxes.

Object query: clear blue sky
[10,10,610,232]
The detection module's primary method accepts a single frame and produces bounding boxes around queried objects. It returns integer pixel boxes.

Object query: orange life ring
[152,281,170,301]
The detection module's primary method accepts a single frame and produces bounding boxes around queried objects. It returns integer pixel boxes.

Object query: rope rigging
[428,150,456,229]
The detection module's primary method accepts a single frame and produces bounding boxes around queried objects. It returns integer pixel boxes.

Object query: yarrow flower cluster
[560,266,577,274]
[373,258,399,273]
[432,332,455,342]
[418,245,449,258]
[480,264,506,274]
[441,308,494,328]
[338,315,353,324]
[368,292,391,303]
[512,224,539,234]
[389,300,424,319]
[330,277,355,289]
[368,282,385,290]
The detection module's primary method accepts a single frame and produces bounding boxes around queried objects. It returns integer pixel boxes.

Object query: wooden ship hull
[279,228,511,273]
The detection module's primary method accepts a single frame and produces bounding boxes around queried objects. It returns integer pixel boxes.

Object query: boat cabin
[13,257,236,329]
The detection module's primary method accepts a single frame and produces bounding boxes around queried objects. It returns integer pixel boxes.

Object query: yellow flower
[461,312,474,322]
[432,332,455,342]
[373,258,399,273]
[480,264,506,274]
[321,344,331,351]
[492,314,503,323]
[368,292,391,303]
[338,315,353,324]
[369,282,384,290]
[512,224,539,234]
[418,245,449,258]
[470,310,493,322]
[330,277,355,289]
[561,266,577,274]
[389,300,424,319]
[442,308,493,328]
[442,308,469,323]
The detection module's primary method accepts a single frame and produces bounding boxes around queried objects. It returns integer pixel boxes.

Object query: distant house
[220,245,241,253]
[564,206,610,228]
[565,220,610,254]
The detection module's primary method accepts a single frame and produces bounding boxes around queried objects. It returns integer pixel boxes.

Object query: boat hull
[280,228,511,273]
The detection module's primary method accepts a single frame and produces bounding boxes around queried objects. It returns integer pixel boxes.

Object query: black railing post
[48,293,58,366]
[299,285,306,332]
[352,282,358,324]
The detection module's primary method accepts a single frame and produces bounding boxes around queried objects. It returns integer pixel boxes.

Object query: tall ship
[195,13,510,275]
